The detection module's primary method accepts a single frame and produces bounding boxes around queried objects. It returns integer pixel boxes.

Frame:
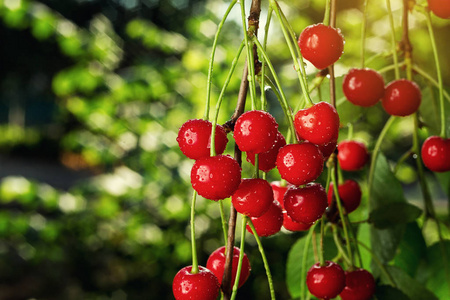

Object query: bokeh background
[0,0,449,299]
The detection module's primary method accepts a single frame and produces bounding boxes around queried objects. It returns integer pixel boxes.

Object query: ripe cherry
[284,183,328,224]
[318,141,337,161]
[246,200,283,237]
[328,180,362,214]
[306,261,346,300]
[246,131,286,172]
[298,23,344,69]
[191,155,241,200]
[340,268,376,300]
[294,101,340,146]
[282,211,312,232]
[421,136,450,172]
[232,178,273,218]
[172,265,220,300]
[343,68,385,107]
[206,246,251,289]
[337,140,369,171]
[177,119,228,160]
[270,181,291,209]
[276,143,324,186]
[427,0,450,19]
[234,110,279,154]
[381,79,421,116]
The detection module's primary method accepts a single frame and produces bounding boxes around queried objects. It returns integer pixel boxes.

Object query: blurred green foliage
[0,0,449,299]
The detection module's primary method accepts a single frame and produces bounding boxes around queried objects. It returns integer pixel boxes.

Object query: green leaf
[435,172,450,199]
[286,235,337,298]
[370,154,407,274]
[381,266,438,300]
[374,285,410,300]
[368,203,422,229]
[393,222,427,277]
[419,86,450,137]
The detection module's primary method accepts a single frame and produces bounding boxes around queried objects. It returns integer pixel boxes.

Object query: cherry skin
[232,178,273,218]
[427,0,450,19]
[284,183,328,224]
[172,265,220,300]
[191,155,241,200]
[318,141,337,161]
[306,261,346,300]
[294,101,340,146]
[340,268,376,300]
[177,119,228,160]
[328,180,362,214]
[282,211,312,232]
[246,200,283,237]
[234,110,279,154]
[381,79,421,116]
[343,68,385,107]
[337,140,369,171]
[276,143,324,186]
[206,246,251,289]
[270,181,292,210]
[298,23,344,69]
[246,131,286,172]
[421,136,450,172]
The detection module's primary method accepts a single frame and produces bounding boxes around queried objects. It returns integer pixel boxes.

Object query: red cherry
[172,265,220,300]
[298,23,344,69]
[270,181,291,209]
[284,183,328,224]
[246,131,286,172]
[206,246,251,289]
[191,155,241,200]
[246,200,283,237]
[427,0,450,19]
[340,269,376,300]
[232,178,273,218]
[294,102,340,146]
[343,68,385,107]
[306,261,346,300]
[234,110,279,154]
[318,141,337,161]
[421,136,450,172]
[177,119,228,160]
[282,211,312,232]
[276,143,324,186]
[381,79,421,116]
[328,180,362,214]
[337,140,369,171]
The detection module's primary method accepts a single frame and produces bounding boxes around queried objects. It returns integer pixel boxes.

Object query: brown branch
[221,0,262,299]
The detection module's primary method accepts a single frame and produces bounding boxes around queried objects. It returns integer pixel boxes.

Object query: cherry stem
[328,0,337,107]
[219,200,228,245]
[270,0,313,107]
[260,6,273,111]
[247,219,276,300]
[253,38,297,142]
[412,64,450,104]
[210,40,245,157]
[347,123,354,140]
[386,0,401,80]
[301,223,317,300]
[190,191,199,274]
[393,148,413,175]
[331,224,352,266]
[230,215,248,300]
[204,0,238,121]
[323,0,331,26]
[401,0,413,81]
[367,115,396,207]
[361,0,369,68]
[422,9,446,138]
[319,215,326,266]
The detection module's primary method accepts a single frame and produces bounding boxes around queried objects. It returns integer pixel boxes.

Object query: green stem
[319,215,326,266]
[412,65,450,103]
[323,0,332,26]
[269,0,313,106]
[344,213,364,268]
[331,224,352,266]
[301,223,317,300]
[393,148,413,175]
[261,6,273,111]
[220,200,229,245]
[423,9,446,138]
[347,123,354,140]
[361,0,369,68]
[210,40,245,157]
[331,166,354,266]
[356,240,397,287]
[367,116,396,207]
[247,219,276,300]
[230,216,248,300]
[190,191,199,274]
[253,38,296,142]
[204,0,238,120]
[386,0,400,80]
[239,0,258,110]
